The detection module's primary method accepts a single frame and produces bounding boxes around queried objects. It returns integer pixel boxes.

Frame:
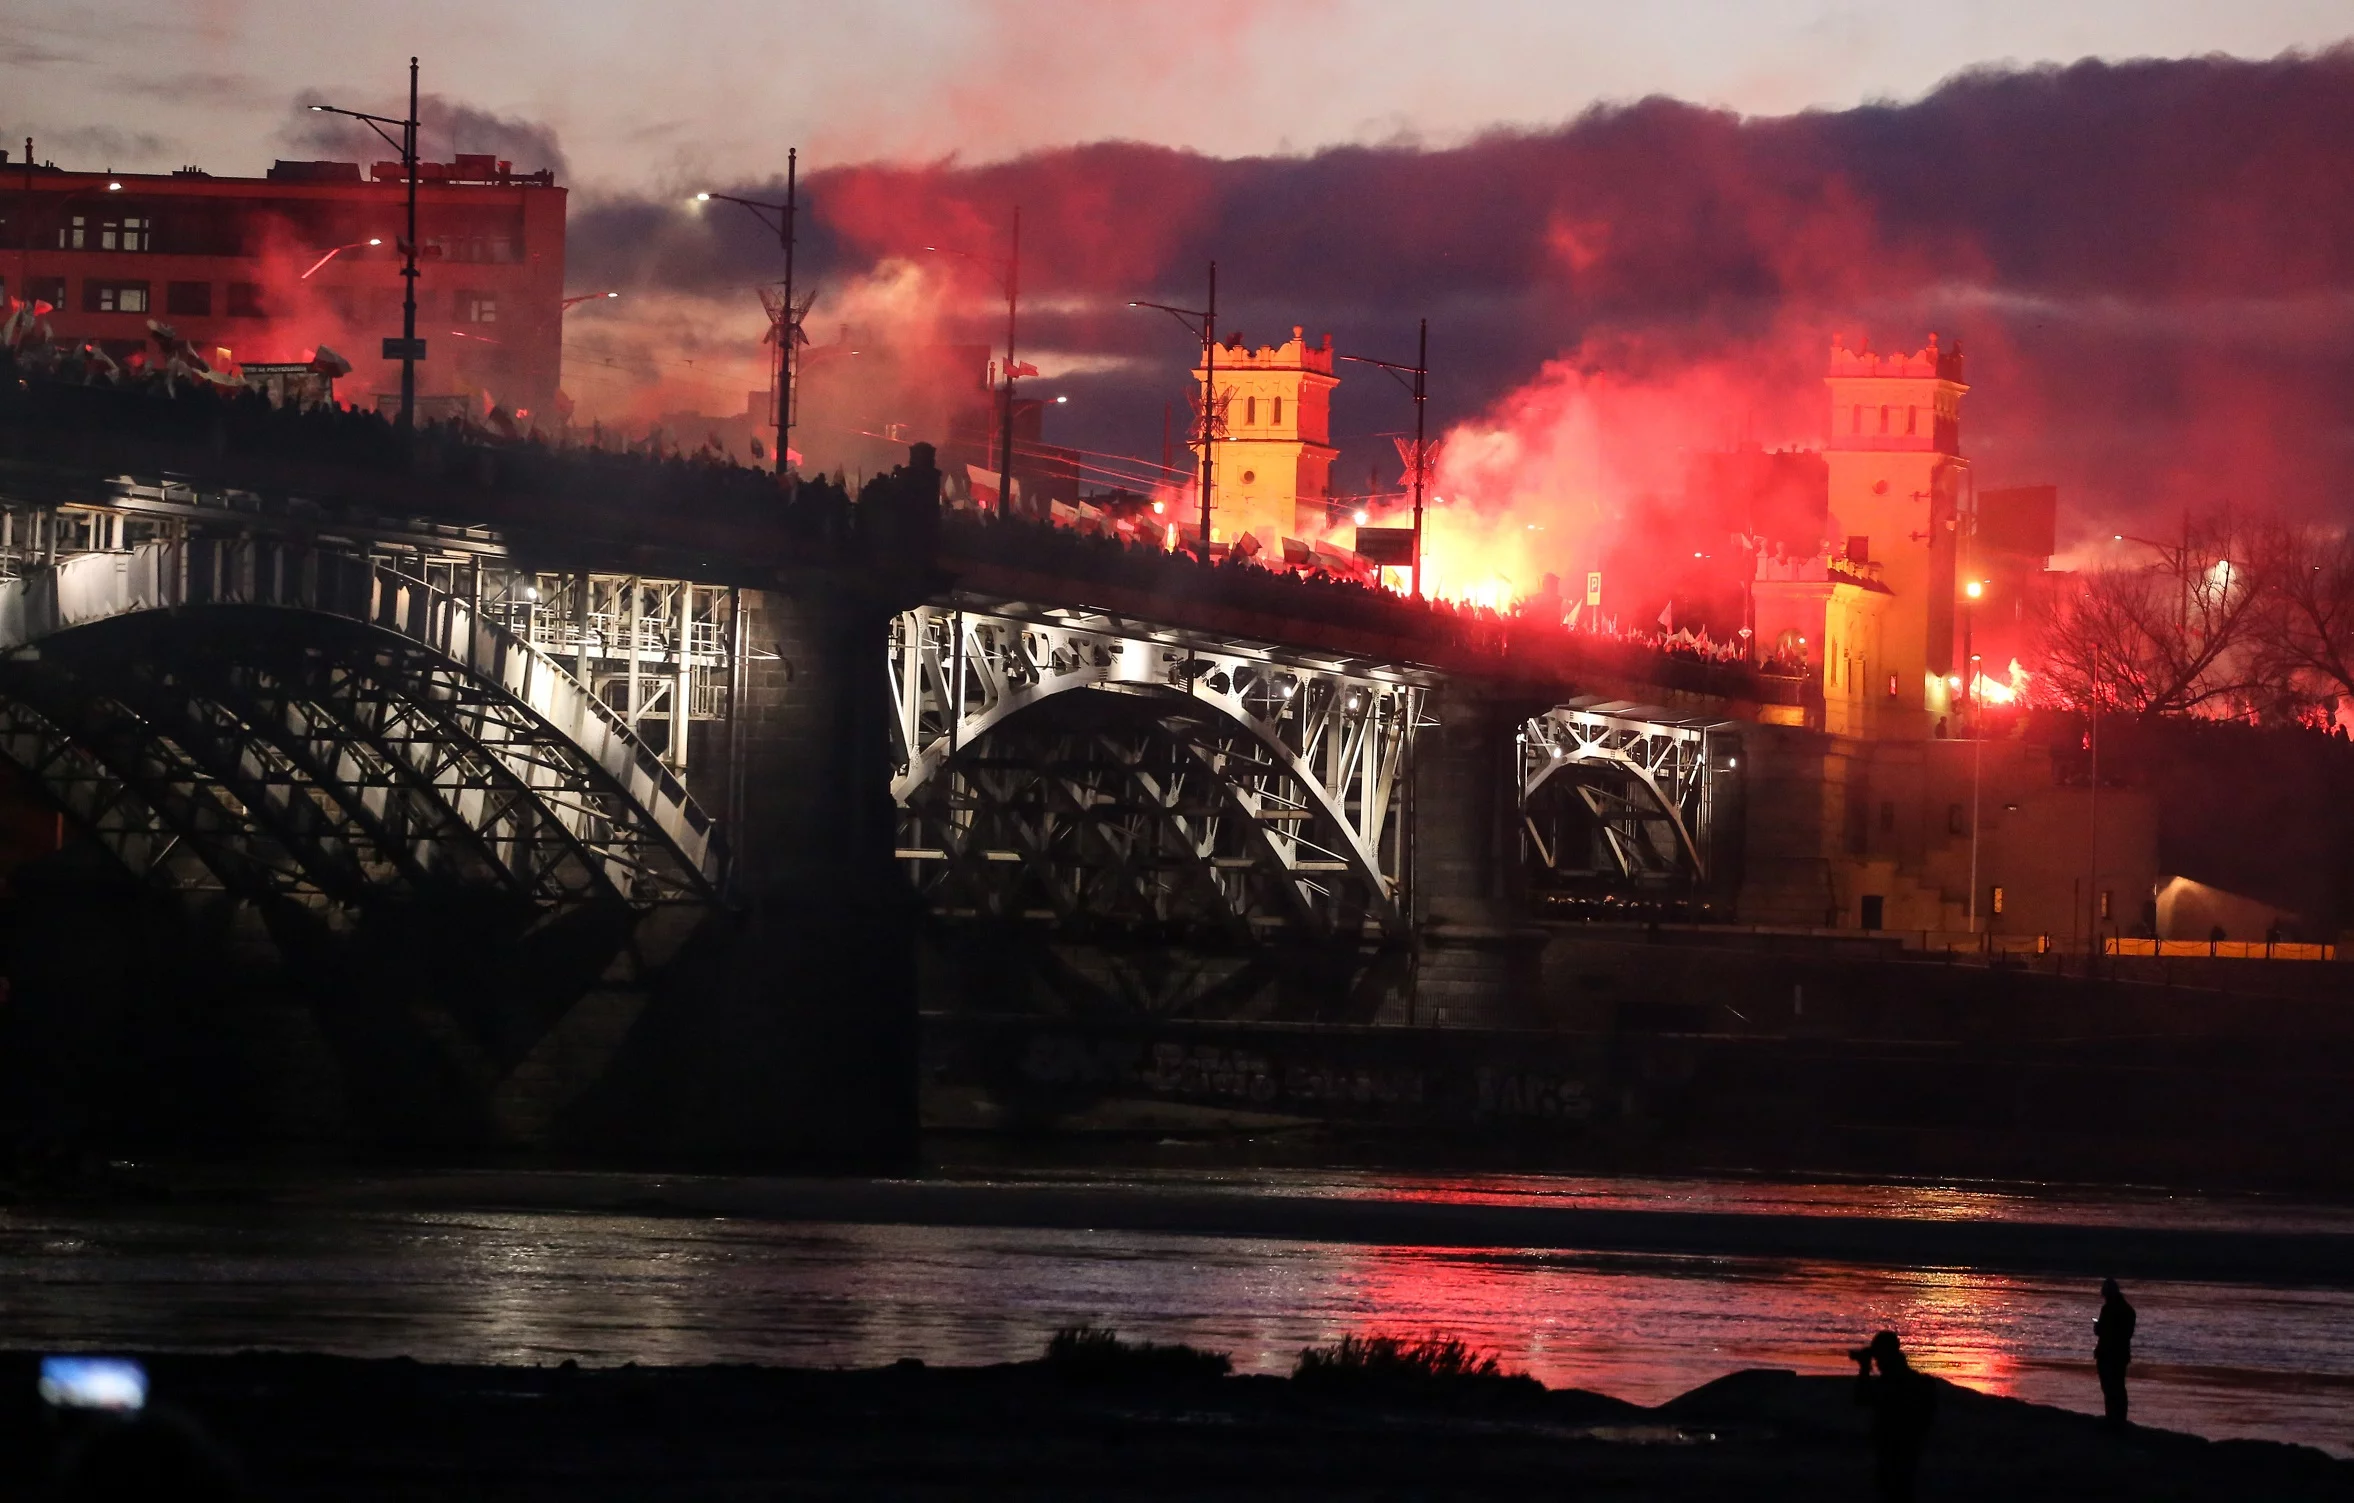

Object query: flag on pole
[1657,601,1674,632]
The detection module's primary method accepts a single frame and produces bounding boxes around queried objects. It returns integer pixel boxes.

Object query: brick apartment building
[1,147,565,422]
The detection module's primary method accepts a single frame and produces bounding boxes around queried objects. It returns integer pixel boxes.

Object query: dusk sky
[11,2,2350,186]
[12,3,2354,564]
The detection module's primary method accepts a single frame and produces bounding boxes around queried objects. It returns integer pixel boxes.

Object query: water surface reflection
[3,1203,2348,1456]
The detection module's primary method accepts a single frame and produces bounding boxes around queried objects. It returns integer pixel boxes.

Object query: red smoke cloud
[565,49,2354,603]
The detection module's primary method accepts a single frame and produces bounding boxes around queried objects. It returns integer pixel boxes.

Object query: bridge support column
[1400,686,1542,1028]
[669,578,918,1168]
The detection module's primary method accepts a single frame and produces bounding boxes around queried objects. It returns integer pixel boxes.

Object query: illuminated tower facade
[1822,332,1969,733]
[1191,326,1339,545]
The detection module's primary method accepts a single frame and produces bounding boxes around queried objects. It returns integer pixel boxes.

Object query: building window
[1878,404,1890,433]
[24,276,66,310]
[166,281,211,317]
[1272,395,1283,426]
[60,215,86,249]
[1906,404,1918,435]
[1879,799,1895,835]
[1244,395,1256,425]
[459,290,497,324]
[84,281,150,314]
[1948,802,1966,835]
[227,282,266,318]
[1851,403,1862,433]
[100,215,152,252]
[1240,469,1256,484]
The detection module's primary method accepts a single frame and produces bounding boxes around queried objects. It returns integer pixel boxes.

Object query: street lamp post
[310,57,422,432]
[1340,318,1431,599]
[1131,263,1218,555]
[927,208,1023,516]
[697,148,801,476]
[1964,577,1983,935]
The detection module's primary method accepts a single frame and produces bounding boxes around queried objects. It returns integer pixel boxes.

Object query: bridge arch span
[888,603,1424,940]
[0,539,721,929]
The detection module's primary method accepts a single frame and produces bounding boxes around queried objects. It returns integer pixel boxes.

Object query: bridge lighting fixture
[1055,394,1068,404]
[1965,579,1984,599]
[107,181,122,192]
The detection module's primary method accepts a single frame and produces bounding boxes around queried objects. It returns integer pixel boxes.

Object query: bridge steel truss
[1520,697,1728,886]
[0,524,724,930]
[888,598,1430,941]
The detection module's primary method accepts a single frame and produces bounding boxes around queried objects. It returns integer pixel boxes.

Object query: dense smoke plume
[561,49,2354,605]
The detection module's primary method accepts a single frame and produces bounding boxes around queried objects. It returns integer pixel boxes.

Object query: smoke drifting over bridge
[558,49,2354,604]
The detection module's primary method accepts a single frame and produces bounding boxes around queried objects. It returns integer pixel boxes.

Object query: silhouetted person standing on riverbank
[1853,1331,1938,1502]
[2096,1277,2137,1427]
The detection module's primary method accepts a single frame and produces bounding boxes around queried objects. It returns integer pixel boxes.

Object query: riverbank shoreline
[4,1347,2345,1499]
[265,1165,2354,1288]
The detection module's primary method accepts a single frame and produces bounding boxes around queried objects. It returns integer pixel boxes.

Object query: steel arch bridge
[1519,698,1728,886]
[0,537,722,945]
[888,598,1428,943]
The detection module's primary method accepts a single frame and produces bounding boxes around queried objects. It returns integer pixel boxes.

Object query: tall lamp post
[1963,577,1984,935]
[697,147,801,475]
[1131,263,1219,555]
[926,207,1023,515]
[1341,318,1431,600]
[309,58,422,431]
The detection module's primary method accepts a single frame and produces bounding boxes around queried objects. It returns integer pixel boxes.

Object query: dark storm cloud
[281,92,569,181]
[568,49,2354,528]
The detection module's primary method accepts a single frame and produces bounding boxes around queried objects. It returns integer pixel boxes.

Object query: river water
[3,1167,2350,1457]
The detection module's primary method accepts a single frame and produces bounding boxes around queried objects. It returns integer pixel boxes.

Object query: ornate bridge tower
[1192,327,1339,547]
[1821,333,1969,734]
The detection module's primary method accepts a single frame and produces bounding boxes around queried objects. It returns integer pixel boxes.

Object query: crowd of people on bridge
[1,346,1785,695]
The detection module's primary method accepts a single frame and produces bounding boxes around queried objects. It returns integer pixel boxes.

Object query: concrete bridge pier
[1402,685,1545,1028]
[570,460,941,1171]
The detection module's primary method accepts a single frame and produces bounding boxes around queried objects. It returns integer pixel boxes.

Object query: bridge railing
[5,360,1779,702]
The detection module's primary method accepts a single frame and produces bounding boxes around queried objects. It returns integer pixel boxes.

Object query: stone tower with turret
[1191,327,1339,546]
[1822,332,1969,734]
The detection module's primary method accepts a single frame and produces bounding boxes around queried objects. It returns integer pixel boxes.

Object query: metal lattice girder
[1520,698,1724,881]
[0,695,228,898]
[0,540,721,909]
[0,667,336,912]
[890,599,1426,936]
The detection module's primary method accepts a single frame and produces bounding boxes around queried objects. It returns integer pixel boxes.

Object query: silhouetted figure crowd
[1853,1331,1938,1502]
[2096,1277,2137,1428]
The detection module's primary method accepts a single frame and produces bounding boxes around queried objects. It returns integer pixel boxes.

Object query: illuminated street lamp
[299,238,382,280]
[695,148,801,475]
[561,290,620,310]
[1963,575,1986,935]
[1131,265,1218,555]
[926,209,1023,517]
[1341,320,1432,599]
[309,58,423,431]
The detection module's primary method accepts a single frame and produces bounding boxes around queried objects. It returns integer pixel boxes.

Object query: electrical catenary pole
[1340,317,1431,598]
[1130,263,1219,555]
[928,210,1024,514]
[698,149,803,477]
[998,206,1020,516]
[309,58,423,432]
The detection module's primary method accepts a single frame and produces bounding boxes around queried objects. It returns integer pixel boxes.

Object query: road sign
[1354,526,1417,566]
[1587,571,1602,607]
[381,337,428,360]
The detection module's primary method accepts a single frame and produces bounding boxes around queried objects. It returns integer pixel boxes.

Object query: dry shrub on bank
[1043,1324,1233,1384]
[1293,1334,1541,1397]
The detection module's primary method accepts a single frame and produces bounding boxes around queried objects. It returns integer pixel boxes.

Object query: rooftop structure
[1,149,566,424]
